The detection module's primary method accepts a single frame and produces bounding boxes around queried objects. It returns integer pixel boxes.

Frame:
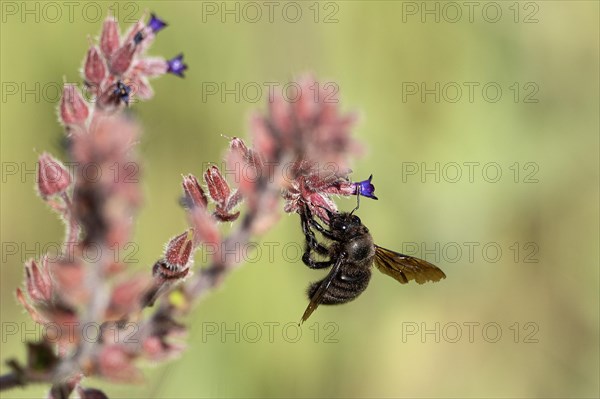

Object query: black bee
[299,204,446,323]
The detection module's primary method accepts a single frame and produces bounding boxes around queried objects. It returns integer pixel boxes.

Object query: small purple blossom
[353,175,378,200]
[134,14,167,44]
[148,13,168,34]
[167,54,187,77]
[114,81,132,105]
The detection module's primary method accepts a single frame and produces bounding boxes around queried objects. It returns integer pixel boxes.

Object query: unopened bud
[109,42,136,75]
[182,174,207,209]
[60,85,89,125]
[37,152,72,198]
[164,231,193,269]
[100,17,120,58]
[84,46,106,85]
[204,166,231,206]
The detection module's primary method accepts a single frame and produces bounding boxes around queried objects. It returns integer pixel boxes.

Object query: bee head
[328,212,367,239]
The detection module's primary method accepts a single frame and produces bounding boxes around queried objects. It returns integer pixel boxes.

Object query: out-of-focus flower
[244,74,365,222]
[37,152,72,198]
[166,54,187,77]
[16,278,79,344]
[97,345,142,382]
[189,207,221,249]
[47,258,87,304]
[71,113,141,247]
[251,74,360,170]
[23,258,52,303]
[11,12,194,396]
[77,387,109,399]
[141,306,187,361]
[107,275,152,319]
[352,175,378,200]
[226,137,264,207]
[16,288,47,324]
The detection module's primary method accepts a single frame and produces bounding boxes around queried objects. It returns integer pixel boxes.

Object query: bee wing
[374,245,446,284]
[300,255,345,324]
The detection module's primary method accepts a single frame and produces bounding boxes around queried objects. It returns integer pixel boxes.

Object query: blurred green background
[1,1,598,398]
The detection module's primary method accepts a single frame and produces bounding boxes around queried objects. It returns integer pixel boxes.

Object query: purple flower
[167,54,187,77]
[148,13,168,33]
[353,175,378,200]
[114,81,132,105]
[133,14,167,44]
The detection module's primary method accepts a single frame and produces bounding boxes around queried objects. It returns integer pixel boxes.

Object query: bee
[298,203,446,323]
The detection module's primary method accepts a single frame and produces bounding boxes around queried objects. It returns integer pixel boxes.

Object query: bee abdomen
[307,269,371,305]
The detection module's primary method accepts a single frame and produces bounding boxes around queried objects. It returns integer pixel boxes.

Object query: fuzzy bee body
[299,205,446,322]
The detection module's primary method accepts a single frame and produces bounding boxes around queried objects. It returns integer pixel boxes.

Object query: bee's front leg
[300,205,329,255]
[303,204,338,241]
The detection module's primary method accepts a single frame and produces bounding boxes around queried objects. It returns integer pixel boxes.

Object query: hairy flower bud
[37,152,72,198]
[164,231,193,269]
[204,166,240,221]
[109,42,136,75]
[84,46,106,85]
[60,84,89,125]
[182,174,207,209]
[100,17,120,58]
[204,166,231,206]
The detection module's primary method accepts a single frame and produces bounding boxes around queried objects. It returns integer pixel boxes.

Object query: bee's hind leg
[302,253,333,269]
